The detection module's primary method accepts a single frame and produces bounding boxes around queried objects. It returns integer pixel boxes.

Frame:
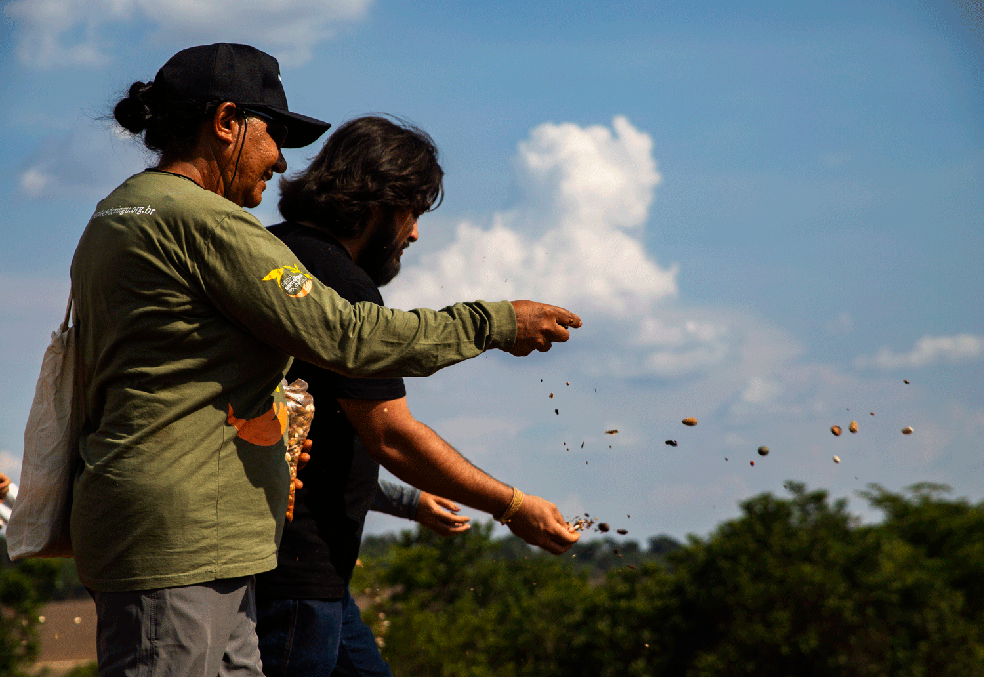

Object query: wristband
[495,487,525,524]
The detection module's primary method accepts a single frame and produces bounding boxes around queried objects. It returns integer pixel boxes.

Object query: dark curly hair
[113,80,222,156]
[278,116,443,237]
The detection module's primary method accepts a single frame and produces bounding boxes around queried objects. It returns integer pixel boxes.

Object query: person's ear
[211,102,242,147]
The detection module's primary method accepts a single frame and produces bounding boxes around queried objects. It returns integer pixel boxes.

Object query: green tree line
[3,481,983,675]
[353,481,984,676]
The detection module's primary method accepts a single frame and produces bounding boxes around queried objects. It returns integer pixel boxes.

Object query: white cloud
[388,117,678,318]
[4,0,372,69]
[17,126,148,199]
[855,334,984,370]
[740,376,785,405]
[428,415,524,462]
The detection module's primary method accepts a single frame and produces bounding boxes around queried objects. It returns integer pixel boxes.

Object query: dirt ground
[32,598,97,675]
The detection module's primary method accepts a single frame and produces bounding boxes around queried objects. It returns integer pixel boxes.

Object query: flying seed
[903,380,910,384]
[682,417,697,426]
[549,393,554,398]
[598,523,610,532]
[665,440,678,447]
[555,409,559,415]
[833,455,841,463]
[617,528,628,535]
[831,425,842,436]
[902,426,913,435]
[750,461,755,466]
[605,429,619,435]
[849,421,858,434]
[757,446,769,456]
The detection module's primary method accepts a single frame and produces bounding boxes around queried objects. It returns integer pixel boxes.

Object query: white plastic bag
[6,291,78,559]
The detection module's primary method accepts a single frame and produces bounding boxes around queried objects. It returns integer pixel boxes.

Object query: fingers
[422,512,470,536]
[433,496,461,512]
[292,478,303,490]
[508,301,582,357]
[506,494,580,555]
[417,493,471,537]
[297,440,313,472]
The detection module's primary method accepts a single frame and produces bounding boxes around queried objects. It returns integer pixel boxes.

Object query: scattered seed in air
[580,441,584,448]
[831,425,842,436]
[902,426,914,435]
[566,381,570,386]
[617,528,628,535]
[849,421,858,434]
[682,417,697,426]
[555,409,559,415]
[598,523,610,532]
[833,455,841,463]
[605,429,619,435]
[750,461,755,466]
[903,379,910,384]
[665,440,678,447]
[757,446,769,456]
[549,393,554,399]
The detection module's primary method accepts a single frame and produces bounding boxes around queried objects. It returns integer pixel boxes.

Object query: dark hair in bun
[113,81,155,134]
[113,81,220,156]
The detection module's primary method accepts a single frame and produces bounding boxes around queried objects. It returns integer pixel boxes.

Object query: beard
[359,225,407,287]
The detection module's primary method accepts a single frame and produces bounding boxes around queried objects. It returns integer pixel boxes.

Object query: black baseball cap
[154,43,330,148]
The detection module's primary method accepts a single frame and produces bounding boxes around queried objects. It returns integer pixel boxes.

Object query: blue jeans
[256,590,392,677]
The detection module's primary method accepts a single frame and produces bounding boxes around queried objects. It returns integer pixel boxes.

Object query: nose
[408,218,419,242]
[274,150,287,174]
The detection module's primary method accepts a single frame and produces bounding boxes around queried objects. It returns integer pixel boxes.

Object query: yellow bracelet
[496,488,525,524]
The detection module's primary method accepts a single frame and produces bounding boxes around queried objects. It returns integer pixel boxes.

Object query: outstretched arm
[339,396,578,555]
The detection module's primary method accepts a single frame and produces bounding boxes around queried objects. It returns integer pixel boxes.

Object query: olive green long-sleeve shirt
[70,170,515,591]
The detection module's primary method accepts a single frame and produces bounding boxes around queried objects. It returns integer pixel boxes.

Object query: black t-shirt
[256,221,407,599]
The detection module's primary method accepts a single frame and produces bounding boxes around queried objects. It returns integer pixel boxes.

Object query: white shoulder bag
[5,289,81,559]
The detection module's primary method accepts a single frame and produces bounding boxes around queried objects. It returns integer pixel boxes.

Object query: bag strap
[60,288,73,334]
[70,285,87,477]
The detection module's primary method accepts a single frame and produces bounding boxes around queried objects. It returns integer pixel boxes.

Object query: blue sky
[1,0,982,543]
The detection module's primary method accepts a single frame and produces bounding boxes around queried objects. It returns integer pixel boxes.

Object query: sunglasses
[241,107,289,148]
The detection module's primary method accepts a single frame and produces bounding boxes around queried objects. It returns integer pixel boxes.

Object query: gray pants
[88,576,264,677]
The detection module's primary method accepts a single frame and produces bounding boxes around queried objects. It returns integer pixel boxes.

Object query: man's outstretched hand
[505,494,580,555]
[508,301,582,356]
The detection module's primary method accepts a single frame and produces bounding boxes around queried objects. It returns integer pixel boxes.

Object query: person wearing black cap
[67,43,581,677]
